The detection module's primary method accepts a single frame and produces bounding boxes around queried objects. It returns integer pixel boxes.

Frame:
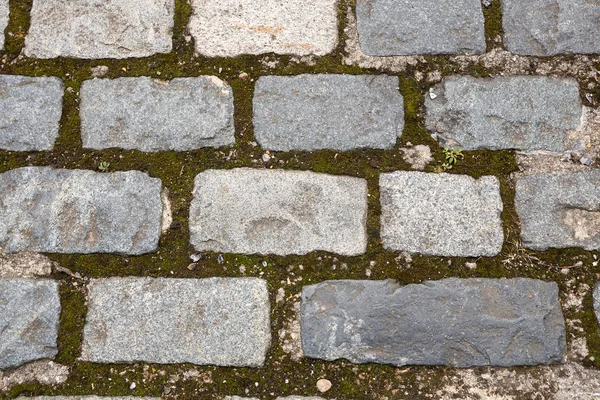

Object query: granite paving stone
[0,279,60,369]
[0,0,8,50]
[253,74,404,151]
[425,76,582,151]
[80,77,234,151]
[188,0,338,57]
[0,167,162,255]
[189,168,368,255]
[502,0,600,56]
[515,171,600,251]
[301,278,566,367]
[380,171,504,257]
[81,277,270,367]
[24,0,174,59]
[0,75,63,151]
[356,0,485,55]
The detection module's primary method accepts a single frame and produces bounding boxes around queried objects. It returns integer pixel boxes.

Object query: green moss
[482,0,504,50]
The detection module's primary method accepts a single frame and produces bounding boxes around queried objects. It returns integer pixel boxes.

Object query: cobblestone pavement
[0,0,600,399]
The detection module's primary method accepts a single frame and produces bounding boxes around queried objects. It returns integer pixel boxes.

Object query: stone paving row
[15,397,323,400]
[80,77,235,152]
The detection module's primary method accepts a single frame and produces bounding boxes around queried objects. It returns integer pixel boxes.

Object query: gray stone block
[188,0,338,57]
[24,0,174,59]
[0,75,63,151]
[189,168,368,255]
[0,167,162,255]
[80,77,234,151]
[380,171,504,257]
[425,76,582,151]
[301,278,566,367]
[0,0,8,50]
[356,0,485,56]
[20,398,160,399]
[81,277,271,367]
[502,0,600,56]
[515,171,600,251]
[253,74,404,151]
[0,279,60,369]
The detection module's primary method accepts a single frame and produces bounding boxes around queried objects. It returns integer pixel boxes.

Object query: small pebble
[465,262,477,270]
[317,378,332,393]
[163,386,171,394]
[262,153,271,162]
[217,254,224,264]
[190,253,202,263]
[187,263,197,271]
[239,72,249,80]
[129,382,136,390]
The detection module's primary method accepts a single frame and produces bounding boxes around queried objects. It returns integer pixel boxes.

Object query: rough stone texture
[188,0,338,57]
[190,168,368,255]
[380,171,504,257]
[595,283,600,331]
[0,0,8,50]
[20,398,160,399]
[253,74,404,151]
[276,398,325,400]
[0,167,162,255]
[0,279,60,369]
[1,361,68,392]
[502,0,600,56]
[0,75,63,151]
[301,278,566,367]
[24,0,174,59]
[80,77,235,151]
[356,0,485,56]
[0,251,55,278]
[425,76,583,151]
[515,171,600,251]
[81,277,271,367]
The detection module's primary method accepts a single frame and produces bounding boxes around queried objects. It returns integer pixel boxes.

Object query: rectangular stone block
[301,278,566,367]
[515,171,600,251]
[0,279,60,369]
[0,167,163,255]
[188,0,338,57]
[253,74,403,151]
[81,277,271,367]
[502,0,600,55]
[80,77,234,151]
[0,75,63,151]
[380,171,504,257]
[189,168,368,255]
[0,0,8,50]
[425,76,582,151]
[24,0,174,59]
[356,0,485,55]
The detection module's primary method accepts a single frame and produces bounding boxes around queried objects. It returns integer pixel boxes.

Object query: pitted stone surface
[188,0,338,57]
[0,167,162,255]
[0,0,8,50]
[515,171,600,251]
[0,75,63,151]
[24,0,174,59]
[502,0,600,56]
[0,279,60,369]
[190,168,368,255]
[253,74,404,151]
[301,278,566,367]
[356,0,485,56]
[81,277,271,367]
[425,76,582,151]
[80,77,234,151]
[380,171,504,257]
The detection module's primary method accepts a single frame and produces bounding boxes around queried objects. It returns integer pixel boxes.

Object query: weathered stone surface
[0,0,8,50]
[20,398,160,399]
[502,0,600,56]
[356,0,485,56]
[425,76,582,151]
[515,171,600,251]
[276,397,325,400]
[301,278,566,367]
[190,168,368,255]
[380,171,504,256]
[1,360,68,392]
[0,167,162,255]
[80,77,234,151]
[253,74,404,151]
[188,0,338,57]
[594,283,600,330]
[24,0,174,59]
[0,279,60,369]
[0,75,63,151]
[81,277,271,367]
[0,251,54,278]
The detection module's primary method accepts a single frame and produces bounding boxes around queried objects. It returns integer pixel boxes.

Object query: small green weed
[434,148,464,172]
[98,161,110,172]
